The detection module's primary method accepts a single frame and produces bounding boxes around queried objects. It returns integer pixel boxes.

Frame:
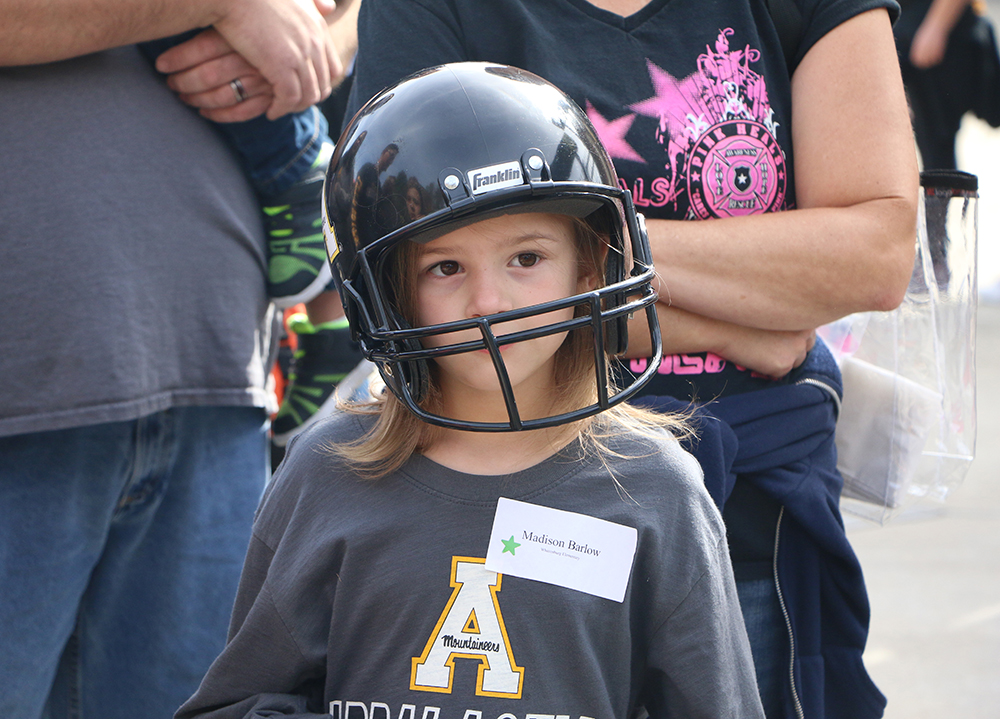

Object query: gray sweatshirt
[177,412,763,719]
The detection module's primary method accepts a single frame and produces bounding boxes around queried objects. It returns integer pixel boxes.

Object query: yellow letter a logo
[410,557,523,697]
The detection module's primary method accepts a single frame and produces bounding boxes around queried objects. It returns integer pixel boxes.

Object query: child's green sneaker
[271,314,370,446]
[263,142,334,308]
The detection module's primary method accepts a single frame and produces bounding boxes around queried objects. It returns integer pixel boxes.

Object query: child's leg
[234,107,335,308]
[225,106,329,197]
[271,299,369,447]
[270,71,365,448]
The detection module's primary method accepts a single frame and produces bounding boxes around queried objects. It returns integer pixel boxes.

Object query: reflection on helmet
[323,62,662,431]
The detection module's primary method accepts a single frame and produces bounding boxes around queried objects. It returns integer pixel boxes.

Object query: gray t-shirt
[0,46,275,437]
[177,412,764,719]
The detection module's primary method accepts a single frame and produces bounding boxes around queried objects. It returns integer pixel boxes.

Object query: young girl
[176,63,763,719]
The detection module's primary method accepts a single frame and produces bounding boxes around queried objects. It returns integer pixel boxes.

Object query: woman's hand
[710,326,816,380]
[626,304,816,380]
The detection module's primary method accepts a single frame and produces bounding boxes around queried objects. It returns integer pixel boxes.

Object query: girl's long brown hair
[328,214,690,478]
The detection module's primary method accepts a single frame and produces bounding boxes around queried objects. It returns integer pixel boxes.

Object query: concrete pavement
[848,304,1000,718]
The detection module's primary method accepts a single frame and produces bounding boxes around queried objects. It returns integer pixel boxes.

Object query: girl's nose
[466,269,514,318]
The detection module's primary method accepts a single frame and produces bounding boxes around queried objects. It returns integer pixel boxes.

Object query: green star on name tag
[484,497,638,602]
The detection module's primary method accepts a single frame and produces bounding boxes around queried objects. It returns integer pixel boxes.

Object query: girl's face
[413,212,596,419]
[406,186,423,221]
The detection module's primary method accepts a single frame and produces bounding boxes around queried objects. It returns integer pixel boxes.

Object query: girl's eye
[429,260,461,277]
[514,252,539,267]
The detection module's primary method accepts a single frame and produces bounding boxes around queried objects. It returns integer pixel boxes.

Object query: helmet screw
[443,174,461,190]
[527,155,544,171]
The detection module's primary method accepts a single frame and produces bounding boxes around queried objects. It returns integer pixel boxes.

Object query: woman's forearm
[646,196,915,331]
[646,9,919,332]
[627,304,815,379]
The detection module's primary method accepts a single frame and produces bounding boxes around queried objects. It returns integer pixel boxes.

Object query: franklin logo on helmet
[468,161,523,194]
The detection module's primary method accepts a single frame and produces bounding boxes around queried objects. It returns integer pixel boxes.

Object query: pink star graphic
[585,101,645,164]
[630,60,697,126]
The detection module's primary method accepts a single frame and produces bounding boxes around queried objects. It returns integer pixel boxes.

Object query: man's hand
[158,0,341,120]
[157,29,275,122]
[156,0,355,122]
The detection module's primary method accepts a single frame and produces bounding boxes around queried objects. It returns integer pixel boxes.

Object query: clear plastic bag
[818,170,978,523]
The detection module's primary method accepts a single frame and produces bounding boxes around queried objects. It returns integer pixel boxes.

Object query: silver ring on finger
[230,78,249,103]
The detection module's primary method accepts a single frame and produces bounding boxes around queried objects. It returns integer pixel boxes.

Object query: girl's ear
[577,240,608,292]
[577,266,599,292]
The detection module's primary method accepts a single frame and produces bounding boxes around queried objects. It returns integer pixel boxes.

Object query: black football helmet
[323,62,661,431]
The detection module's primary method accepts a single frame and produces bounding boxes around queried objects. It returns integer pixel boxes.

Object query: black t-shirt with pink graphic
[345,0,897,400]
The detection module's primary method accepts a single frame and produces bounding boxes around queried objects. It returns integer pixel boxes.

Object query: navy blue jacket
[641,343,886,719]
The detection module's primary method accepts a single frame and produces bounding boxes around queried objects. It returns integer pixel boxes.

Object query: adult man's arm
[155,0,359,123]
[2,0,340,119]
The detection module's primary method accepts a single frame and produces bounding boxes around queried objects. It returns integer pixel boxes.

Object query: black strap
[766,0,805,71]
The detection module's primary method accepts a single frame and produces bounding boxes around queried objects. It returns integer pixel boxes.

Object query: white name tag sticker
[484,497,637,603]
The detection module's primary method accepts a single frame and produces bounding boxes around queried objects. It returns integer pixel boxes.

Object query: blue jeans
[140,35,331,197]
[737,577,789,719]
[0,406,268,719]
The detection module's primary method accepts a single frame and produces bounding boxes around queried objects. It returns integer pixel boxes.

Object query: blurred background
[846,3,1000,710]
